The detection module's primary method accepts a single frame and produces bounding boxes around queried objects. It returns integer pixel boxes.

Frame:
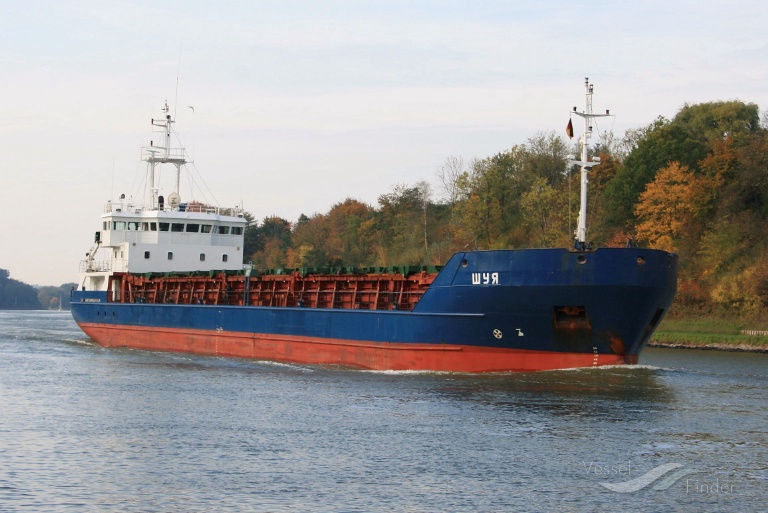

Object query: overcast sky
[2,0,767,286]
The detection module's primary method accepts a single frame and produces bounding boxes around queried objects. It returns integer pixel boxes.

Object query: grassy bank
[650,317,768,353]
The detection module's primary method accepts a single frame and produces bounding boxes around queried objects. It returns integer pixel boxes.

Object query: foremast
[570,78,612,251]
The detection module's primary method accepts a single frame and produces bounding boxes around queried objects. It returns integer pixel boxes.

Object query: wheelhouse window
[113,221,126,230]
[217,225,230,235]
[231,226,243,235]
[171,223,184,232]
[201,224,212,233]
[186,224,200,233]
[159,223,170,232]
[150,222,157,231]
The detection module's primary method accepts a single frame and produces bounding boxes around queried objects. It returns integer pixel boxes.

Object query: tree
[242,211,259,263]
[248,217,292,268]
[606,101,762,230]
[0,269,43,310]
[376,184,427,265]
[520,177,568,247]
[37,283,78,310]
[634,162,706,252]
[523,131,570,186]
[325,199,376,265]
[435,155,466,219]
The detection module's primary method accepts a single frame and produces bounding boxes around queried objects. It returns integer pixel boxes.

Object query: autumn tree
[249,216,292,268]
[326,198,377,266]
[634,161,706,253]
[606,101,761,230]
[289,213,331,267]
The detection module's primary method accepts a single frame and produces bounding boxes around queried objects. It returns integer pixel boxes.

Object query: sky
[1,0,767,286]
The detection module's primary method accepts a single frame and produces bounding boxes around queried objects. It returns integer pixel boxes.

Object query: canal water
[1,311,766,512]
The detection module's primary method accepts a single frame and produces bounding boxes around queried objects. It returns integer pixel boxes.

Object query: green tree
[248,217,292,268]
[605,101,761,229]
[0,269,43,310]
[37,283,78,310]
[520,177,568,247]
[376,184,427,265]
[241,211,259,263]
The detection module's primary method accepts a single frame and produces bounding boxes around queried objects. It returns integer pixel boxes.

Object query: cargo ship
[70,81,677,372]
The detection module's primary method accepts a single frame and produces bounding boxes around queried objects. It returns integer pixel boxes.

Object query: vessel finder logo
[597,462,699,493]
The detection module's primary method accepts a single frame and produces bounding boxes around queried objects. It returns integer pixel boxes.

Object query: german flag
[566,118,574,139]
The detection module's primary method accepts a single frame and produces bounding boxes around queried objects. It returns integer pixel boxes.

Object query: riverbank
[650,317,768,353]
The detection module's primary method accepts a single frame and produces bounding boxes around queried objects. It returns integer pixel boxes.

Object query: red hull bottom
[77,323,638,373]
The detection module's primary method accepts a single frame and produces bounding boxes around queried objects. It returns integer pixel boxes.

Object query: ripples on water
[1,311,766,512]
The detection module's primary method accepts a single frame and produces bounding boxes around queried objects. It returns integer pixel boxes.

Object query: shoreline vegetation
[650,318,768,353]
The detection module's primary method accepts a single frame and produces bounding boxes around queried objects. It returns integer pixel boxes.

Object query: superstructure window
[186,224,200,233]
[103,221,109,230]
[144,251,150,259]
[127,222,139,231]
[150,222,157,231]
[217,226,230,235]
[201,224,212,233]
[113,221,126,230]
[159,223,170,232]
[222,254,228,262]
[167,252,173,260]
[171,223,184,232]
[199,253,206,261]
[231,226,243,235]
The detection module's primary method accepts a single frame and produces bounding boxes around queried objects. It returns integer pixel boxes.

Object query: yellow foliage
[634,161,706,251]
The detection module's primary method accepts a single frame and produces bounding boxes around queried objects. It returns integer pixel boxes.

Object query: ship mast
[570,78,611,251]
[142,100,189,210]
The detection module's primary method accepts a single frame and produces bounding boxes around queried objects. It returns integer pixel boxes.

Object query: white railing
[141,146,188,162]
[80,259,128,273]
[104,202,243,217]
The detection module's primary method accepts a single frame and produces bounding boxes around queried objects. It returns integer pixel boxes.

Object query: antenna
[174,43,182,119]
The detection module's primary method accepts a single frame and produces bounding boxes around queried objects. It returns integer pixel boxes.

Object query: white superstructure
[79,102,246,293]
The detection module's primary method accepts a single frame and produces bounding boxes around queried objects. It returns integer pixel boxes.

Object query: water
[1,311,766,512]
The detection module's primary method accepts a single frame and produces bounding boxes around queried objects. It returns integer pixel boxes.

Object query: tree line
[4,100,766,318]
[0,268,76,310]
[243,100,768,320]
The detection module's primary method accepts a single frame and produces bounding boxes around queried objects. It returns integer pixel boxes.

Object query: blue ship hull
[71,248,677,372]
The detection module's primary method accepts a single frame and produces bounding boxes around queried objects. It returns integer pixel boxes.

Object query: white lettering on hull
[471,272,499,285]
